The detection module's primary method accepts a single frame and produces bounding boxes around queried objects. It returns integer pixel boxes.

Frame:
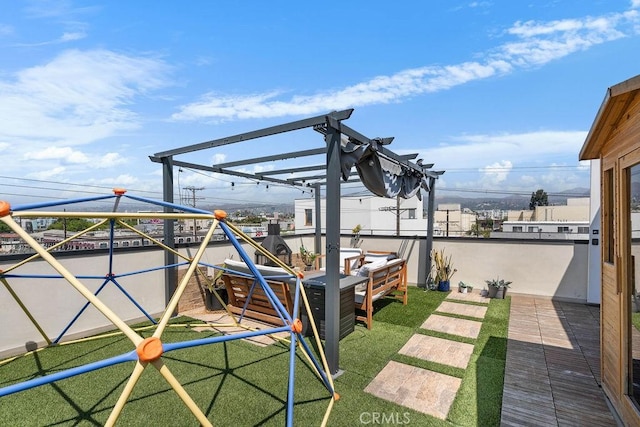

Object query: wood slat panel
[501,296,616,427]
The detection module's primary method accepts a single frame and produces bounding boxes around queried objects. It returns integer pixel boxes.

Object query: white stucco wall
[294,195,426,236]
[1,235,588,358]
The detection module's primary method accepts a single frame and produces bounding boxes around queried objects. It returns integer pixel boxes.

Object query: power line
[437,187,588,197]
[442,165,589,173]
[0,175,162,195]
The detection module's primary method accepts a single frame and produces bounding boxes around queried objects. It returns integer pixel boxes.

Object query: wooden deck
[501,295,619,427]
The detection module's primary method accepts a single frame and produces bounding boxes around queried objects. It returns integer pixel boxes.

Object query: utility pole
[379,198,409,236]
[446,209,449,237]
[183,186,204,240]
[396,196,400,236]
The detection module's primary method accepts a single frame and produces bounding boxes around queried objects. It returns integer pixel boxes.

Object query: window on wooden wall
[626,162,640,408]
[304,209,313,226]
[604,168,615,264]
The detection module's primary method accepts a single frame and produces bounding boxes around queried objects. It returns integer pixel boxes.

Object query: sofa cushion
[356,258,387,277]
[223,258,288,278]
[354,289,387,305]
[340,248,363,271]
[363,252,396,263]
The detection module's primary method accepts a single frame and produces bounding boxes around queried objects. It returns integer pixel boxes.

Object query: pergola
[149,109,443,374]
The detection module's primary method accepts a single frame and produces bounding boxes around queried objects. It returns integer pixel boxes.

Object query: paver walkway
[398,334,475,369]
[365,289,489,420]
[437,300,488,318]
[421,314,483,339]
[364,361,462,419]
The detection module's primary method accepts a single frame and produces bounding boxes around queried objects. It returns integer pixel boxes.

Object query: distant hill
[78,188,590,215]
[435,188,590,211]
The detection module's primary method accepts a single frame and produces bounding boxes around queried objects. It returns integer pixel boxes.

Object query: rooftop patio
[0,227,621,425]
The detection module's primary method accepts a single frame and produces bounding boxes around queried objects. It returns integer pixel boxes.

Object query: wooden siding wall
[598,90,640,426]
[601,263,621,401]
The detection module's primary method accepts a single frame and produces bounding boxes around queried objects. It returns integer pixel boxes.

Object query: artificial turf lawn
[0,287,510,426]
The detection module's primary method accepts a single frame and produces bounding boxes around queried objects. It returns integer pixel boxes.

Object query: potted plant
[205,264,228,310]
[350,224,362,248]
[299,245,318,270]
[431,248,457,292]
[458,281,473,294]
[485,278,512,299]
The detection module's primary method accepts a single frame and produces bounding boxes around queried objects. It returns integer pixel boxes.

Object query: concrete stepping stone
[421,314,482,339]
[365,360,461,420]
[399,334,474,369]
[446,289,489,304]
[436,301,487,319]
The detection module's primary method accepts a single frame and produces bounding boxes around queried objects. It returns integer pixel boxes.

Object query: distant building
[495,198,590,239]
[294,195,428,236]
[508,197,589,222]
[433,204,477,237]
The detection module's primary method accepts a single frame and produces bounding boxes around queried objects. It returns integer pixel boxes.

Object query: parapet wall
[0,235,590,358]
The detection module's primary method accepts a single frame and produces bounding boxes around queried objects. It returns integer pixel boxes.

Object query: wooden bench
[220,259,294,326]
[352,258,407,329]
[312,248,363,273]
[222,273,293,325]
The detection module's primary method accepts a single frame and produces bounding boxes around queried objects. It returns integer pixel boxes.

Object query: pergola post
[425,176,437,287]
[314,182,322,264]
[324,126,342,375]
[161,156,177,308]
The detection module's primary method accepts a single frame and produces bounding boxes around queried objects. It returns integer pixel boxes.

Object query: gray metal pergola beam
[287,171,360,183]
[211,148,327,170]
[149,157,304,187]
[153,109,353,158]
[259,164,327,176]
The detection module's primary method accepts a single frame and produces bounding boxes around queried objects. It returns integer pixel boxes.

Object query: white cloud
[468,2,491,8]
[480,160,513,187]
[25,0,100,19]
[24,146,89,163]
[0,49,171,146]
[0,24,13,36]
[28,166,66,180]
[15,31,87,47]
[97,174,139,185]
[410,130,590,193]
[60,31,86,42]
[173,9,639,121]
[96,152,127,168]
[211,153,227,165]
[172,62,513,121]
[418,130,587,170]
[632,0,640,9]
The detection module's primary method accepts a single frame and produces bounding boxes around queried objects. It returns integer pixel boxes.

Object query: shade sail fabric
[340,142,428,199]
[339,135,367,181]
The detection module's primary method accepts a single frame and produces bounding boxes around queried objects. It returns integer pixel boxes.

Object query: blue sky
[1,0,639,208]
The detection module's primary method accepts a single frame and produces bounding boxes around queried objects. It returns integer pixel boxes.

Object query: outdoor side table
[298,272,367,340]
